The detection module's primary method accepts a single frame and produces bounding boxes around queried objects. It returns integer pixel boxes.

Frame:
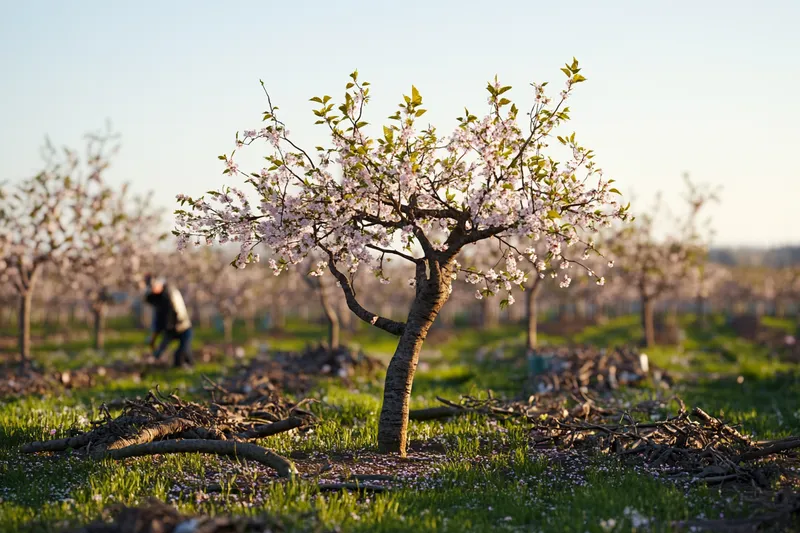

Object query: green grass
[1,313,798,532]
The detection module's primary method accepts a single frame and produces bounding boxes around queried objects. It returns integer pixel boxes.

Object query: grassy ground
[1,313,798,532]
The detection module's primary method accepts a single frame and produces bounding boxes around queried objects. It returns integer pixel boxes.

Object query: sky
[1,0,798,247]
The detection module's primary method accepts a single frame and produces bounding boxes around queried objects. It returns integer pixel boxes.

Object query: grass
[1,313,798,532]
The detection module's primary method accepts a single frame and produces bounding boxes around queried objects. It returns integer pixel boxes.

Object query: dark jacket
[145,283,192,334]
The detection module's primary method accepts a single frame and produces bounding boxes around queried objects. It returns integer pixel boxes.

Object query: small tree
[0,130,118,361]
[610,175,717,347]
[77,186,166,349]
[176,60,629,454]
[301,254,343,350]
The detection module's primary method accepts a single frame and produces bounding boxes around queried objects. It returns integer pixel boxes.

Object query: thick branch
[325,255,406,336]
[105,439,297,478]
[235,416,306,440]
[106,418,195,451]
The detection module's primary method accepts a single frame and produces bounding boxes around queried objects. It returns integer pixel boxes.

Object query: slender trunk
[775,299,785,319]
[338,298,354,332]
[272,295,287,330]
[17,267,40,363]
[18,290,34,362]
[378,272,450,455]
[575,299,587,320]
[93,302,107,350]
[223,316,234,344]
[596,303,609,324]
[133,300,147,329]
[696,295,706,325]
[318,282,340,351]
[480,297,499,330]
[642,295,656,348]
[526,282,542,351]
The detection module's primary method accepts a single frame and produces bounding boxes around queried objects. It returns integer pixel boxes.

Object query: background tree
[0,129,118,361]
[610,176,717,347]
[76,186,166,350]
[175,60,630,455]
[302,254,342,350]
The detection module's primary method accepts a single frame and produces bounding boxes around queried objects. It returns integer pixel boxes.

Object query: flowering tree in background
[0,129,119,361]
[683,262,731,324]
[300,253,345,350]
[765,267,800,318]
[466,237,607,349]
[610,175,717,347]
[189,248,269,344]
[175,59,630,454]
[77,186,166,349]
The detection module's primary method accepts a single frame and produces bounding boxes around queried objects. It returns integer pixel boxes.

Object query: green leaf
[415,109,427,117]
[547,210,560,219]
[411,85,422,105]
[498,98,511,106]
[498,85,512,95]
[609,188,621,195]
[310,96,323,103]
[218,155,226,160]
[572,74,587,83]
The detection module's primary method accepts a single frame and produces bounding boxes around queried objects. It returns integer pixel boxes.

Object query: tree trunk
[575,299,587,320]
[18,290,34,362]
[775,299,785,319]
[272,295,287,331]
[318,281,340,351]
[526,282,542,351]
[93,302,107,350]
[696,295,706,325]
[480,297,499,330]
[378,273,450,456]
[223,316,234,344]
[642,295,656,348]
[338,298,355,332]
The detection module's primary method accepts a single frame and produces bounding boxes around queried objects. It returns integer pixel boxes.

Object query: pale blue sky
[1,0,798,246]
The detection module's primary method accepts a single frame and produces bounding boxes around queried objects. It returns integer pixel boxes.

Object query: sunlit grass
[1,313,799,531]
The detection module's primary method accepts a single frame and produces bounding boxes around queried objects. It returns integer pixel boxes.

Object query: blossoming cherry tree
[175,59,630,455]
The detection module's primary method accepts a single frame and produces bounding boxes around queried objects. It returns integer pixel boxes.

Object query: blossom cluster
[175,60,630,306]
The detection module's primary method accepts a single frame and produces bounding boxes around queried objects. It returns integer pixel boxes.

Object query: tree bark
[378,272,449,455]
[318,278,340,350]
[774,299,785,319]
[92,302,108,350]
[223,316,234,344]
[337,297,354,331]
[696,295,707,325]
[642,295,656,348]
[526,281,542,351]
[480,297,499,330]
[18,290,34,362]
[272,294,287,331]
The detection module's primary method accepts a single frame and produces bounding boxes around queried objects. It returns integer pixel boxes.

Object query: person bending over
[142,274,194,368]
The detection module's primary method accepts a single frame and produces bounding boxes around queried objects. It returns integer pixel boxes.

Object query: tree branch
[324,251,406,336]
